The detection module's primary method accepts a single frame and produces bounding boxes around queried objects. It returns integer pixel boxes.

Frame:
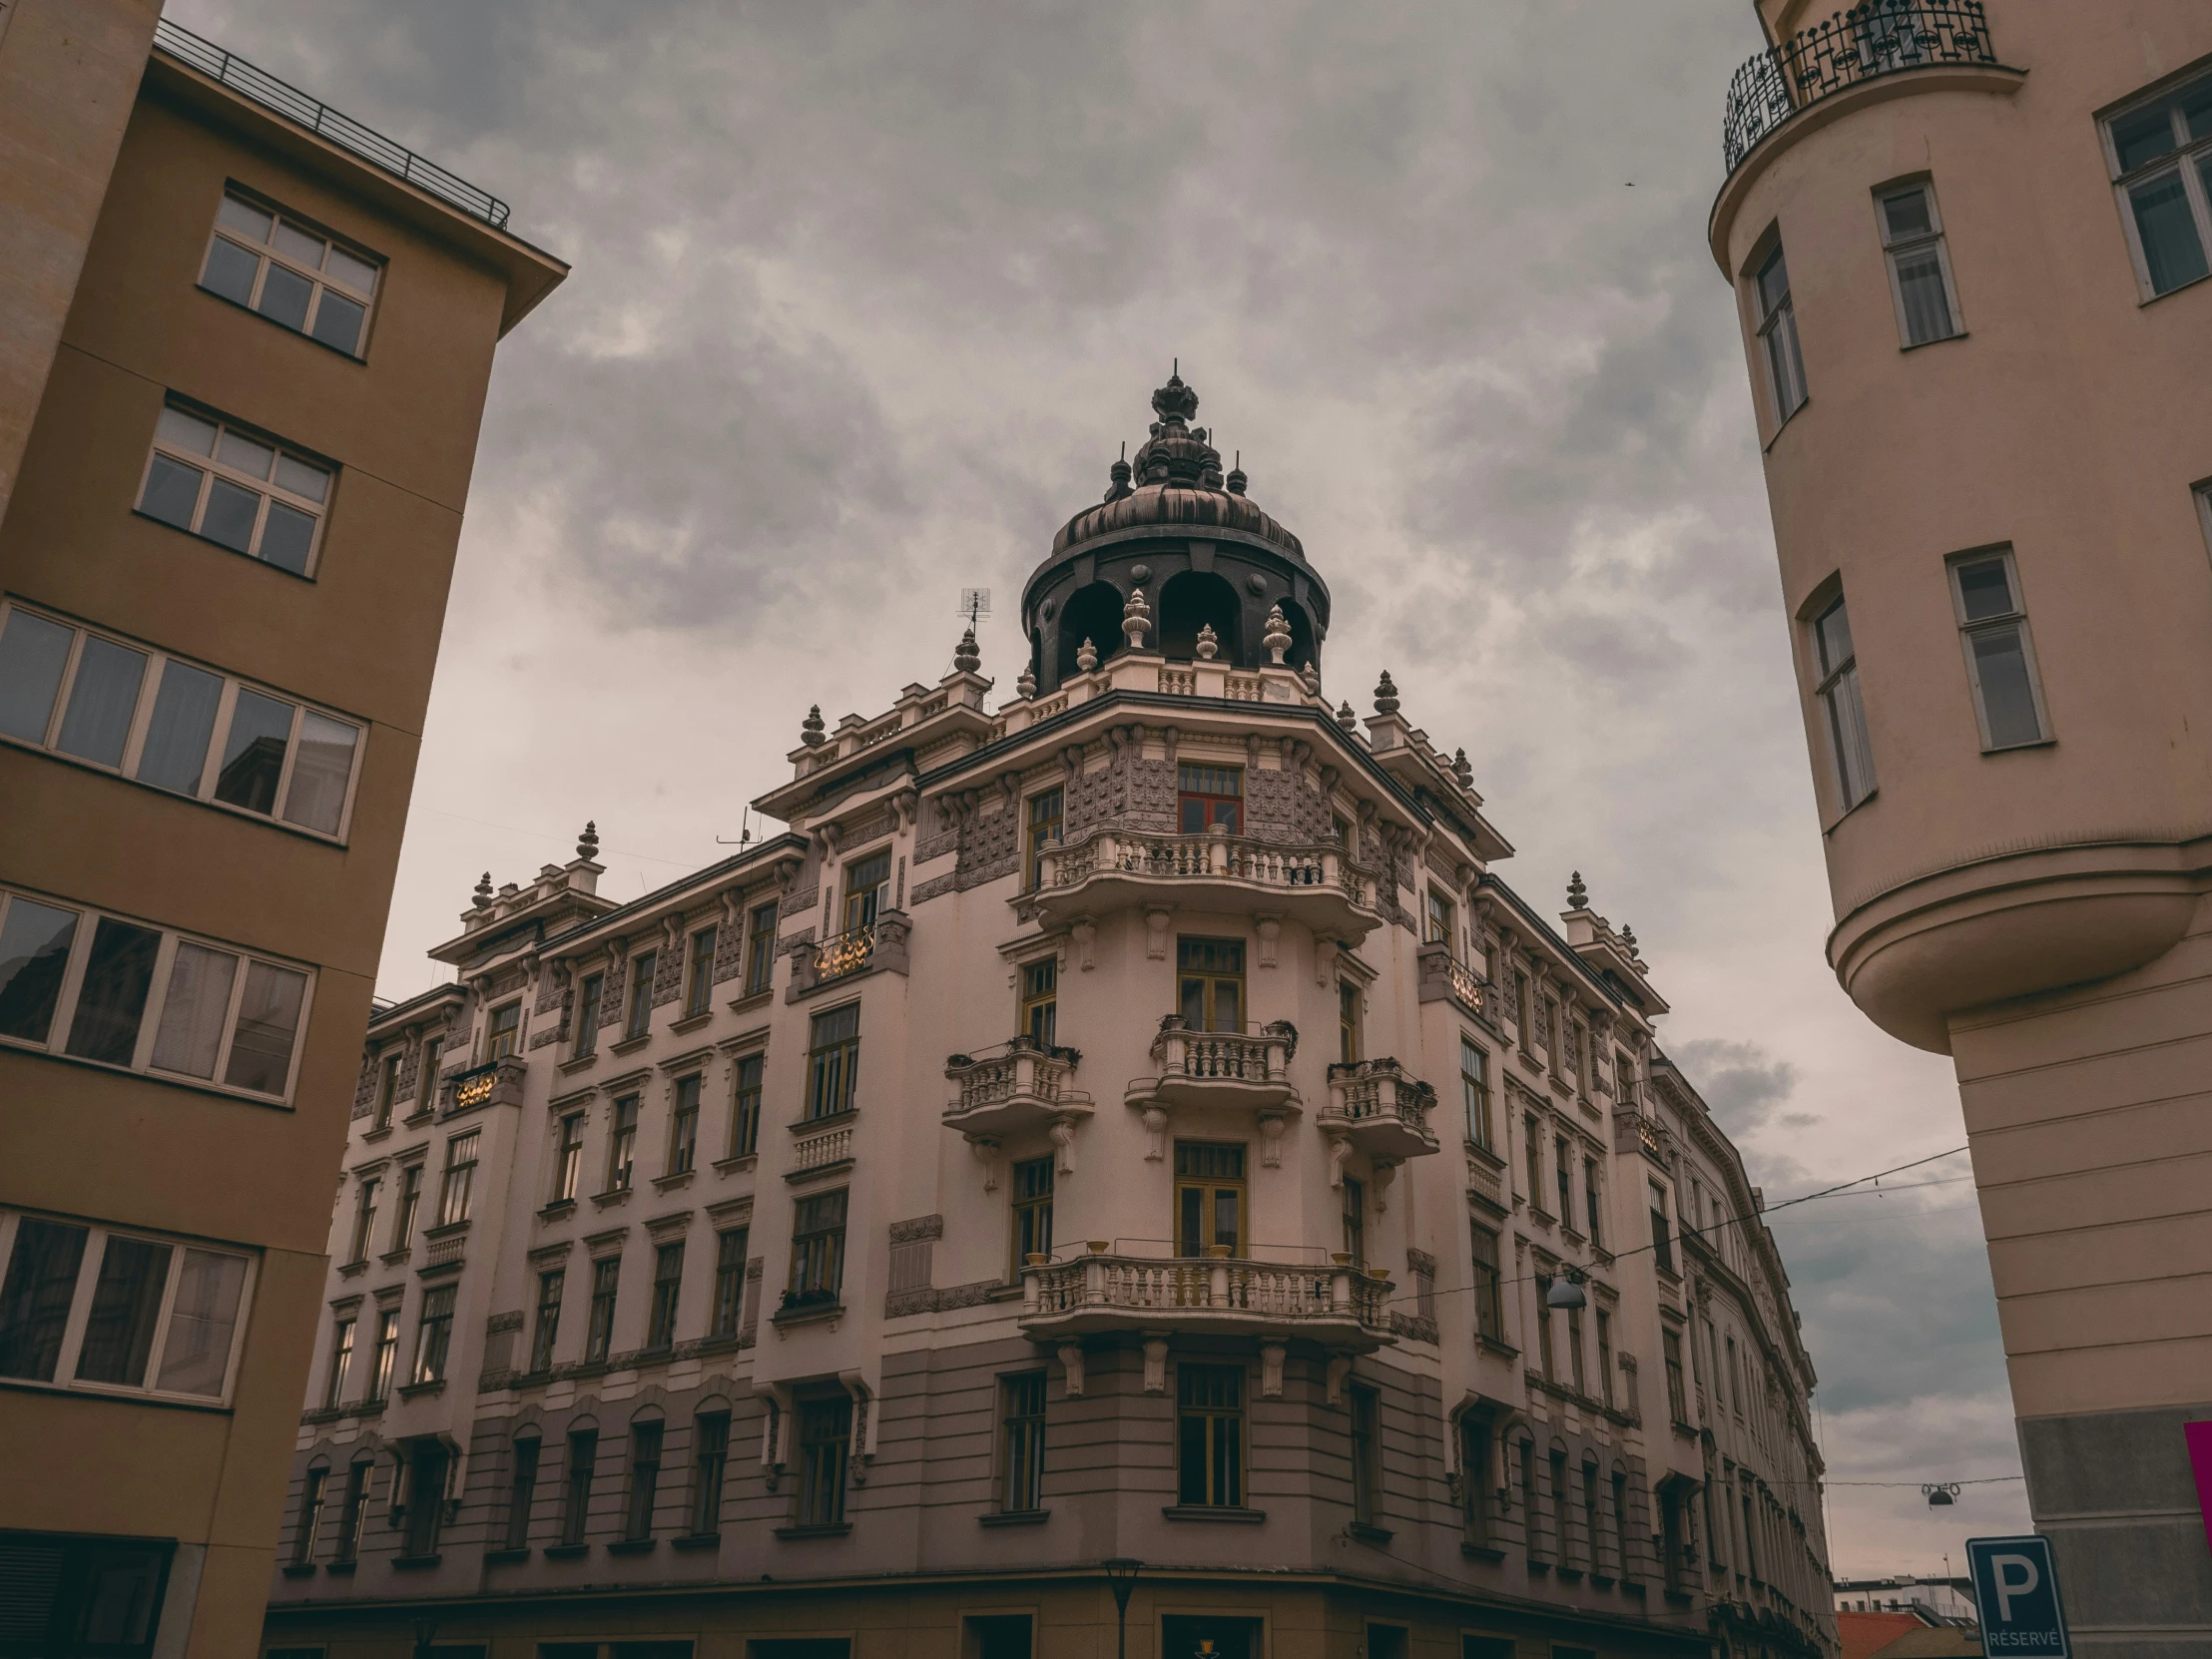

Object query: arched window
[503,1433,541,1550]
[1157,571,1241,664]
[1055,582,1126,684]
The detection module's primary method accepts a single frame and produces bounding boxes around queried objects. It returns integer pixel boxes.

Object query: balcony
[786,912,909,1000]
[1020,1247,1395,1352]
[943,1039,1093,1139]
[1320,1059,1440,1164]
[1415,941,1488,1023]
[1028,827,1383,939]
[443,1056,524,1114]
[1132,1018,1298,1114]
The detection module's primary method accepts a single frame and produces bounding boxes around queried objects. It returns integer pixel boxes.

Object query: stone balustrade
[1321,1058,1441,1162]
[1019,1248,1394,1349]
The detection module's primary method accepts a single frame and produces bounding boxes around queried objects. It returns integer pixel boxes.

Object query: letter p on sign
[1968,1535,2070,1659]
[1991,1553,2039,1620]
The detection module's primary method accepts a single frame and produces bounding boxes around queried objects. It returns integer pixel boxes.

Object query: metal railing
[812,923,876,982]
[1023,1253,1391,1331]
[154,18,513,228]
[1722,1,1997,175]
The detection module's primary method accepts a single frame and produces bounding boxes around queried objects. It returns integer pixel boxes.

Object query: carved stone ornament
[1121,586,1152,650]
[1059,1342,1085,1397]
[1143,1336,1170,1395]
[1076,637,1099,673]
[1263,603,1292,665]
[1195,622,1219,661]
[1261,1341,1287,1398]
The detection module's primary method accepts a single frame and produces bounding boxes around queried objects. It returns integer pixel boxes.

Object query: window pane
[1972,626,2044,748]
[2113,106,2180,173]
[310,291,365,355]
[258,501,317,575]
[0,608,74,743]
[156,1249,248,1395]
[214,689,293,814]
[224,960,307,1094]
[1756,246,1790,317]
[200,235,261,303]
[2131,172,2210,293]
[157,406,219,456]
[1882,188,1932,240]
[217,195,275,242]
[1894,249,1953,344]
[2185,81,2212,142]
[326,246,378,292]
[151,941,240,1079]
[135,660,224,794]
[256,262,314,329]
[274,453,331,503]
[1826,667,1877,809]
[0,1218,89,1381]
[217,428,276,480]
[279,713,357,834]
[1815,598,1854,676]
[201,476,263,553]
[75,1235,173,1386]
[54,636,148,769]
[1954,557,2015,621]
[64,916,161,1064]
[272,220,327,269]
[138,454,206,530]
[0,897,78,1043]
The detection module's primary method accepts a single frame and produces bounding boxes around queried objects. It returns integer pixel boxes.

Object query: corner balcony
[1028,827,1383,940]
[1020,1247,1395,1353]
[1320,1059,1441,1164]
[943,1039,1094,1139]
[1131,1018,1298,1113]
[786,912,909,1001]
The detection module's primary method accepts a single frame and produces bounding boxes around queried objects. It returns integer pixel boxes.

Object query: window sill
[784,1157,854,1186]
[380,1247,412,1267]
[2137,268,2211,306]
[1900,328,1968,350]
[402,1110,434,1128]
[390,1553,441,1570]
[1474,1335,1520,1360]
[979,1509,1050,1527]
[590,1187,634,1210]
[772,1301,844,1331]
[1460,1542,1507,1562]
[1979,737,2057,756]
[1555,1566,1584,1583]
[0,1032,302,1112]
[280,1563,316,1578]
[652,1170,696,1193]
[397,1380,446,1400]
[711,1154,758,1176]
[1820,786,1878,835]
[606,1538,657,1555]
[789,1108,857,1134]
[672,1532,720,1551]
[1762,393,1809,454]
[727,989,775,1014]
[362,1125,394,1143]
[773,1523,852,1540]
[194,279,369,364]
[543,1543,590,1561]
[482,1547,530,1565]
[671,1010,714,1035]
[539,1199,578,1222]
[323,1560,356,1576]
[1464,1139,1506,1171]
[1348,1522,1393,1545]
[610,1033,652,1055]
[559,1051,601,1074]
[1161,1505,1266,1524]
[348,1397,386,1417]
[337,1260,368,1279]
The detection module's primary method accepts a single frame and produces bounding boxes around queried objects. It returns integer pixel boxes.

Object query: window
[1349,1384,1380,1526]
[744,900,779,996]
[1535,1282,1556,1379]
[372,1053,400,1128]
[1663,1330,1689,1425]
[999,1372,1047,1513]
[841,849,891,934]
[1339,982,1361,1064]
[562,1430,597,1545]
[797,1394,853,1526]
[437,1131,479,1228]
[483,1002,521,1065]
[553,1112,585,1203]
[345,1177,379,1266]
[1470,1224,1504,1342]
[504,1436,541,1550]
[572,972,603,1057]
[334,1461,371,1562]
[608,1096,639,1192]
[788,1190,847,1302]
[647,1242,684,1350]
[731,1053,764,1156]
[530,1270,563,1373]
[1583,1158,1604,1251]
[1752,242,1808,421]
[1023,788,1063,889]
[367,1307,399,1400]
[1458,1414,1492,1546]
[1177,763,1242,834]
[1459,1038,1490,1148]
[684,925,717,1019]
[1566,1304,1587,1394]
[1174,1142,1246,1257]
[1341,1177,1366,1269]
[0,884,313,1097]
[806,1003,860,1119]
[1727,1335,1743,1412]
[322,1313,354,1409]
[669,1075,701,1175]
[692,1411,731,1535]
[406,1449,450,1558]
[1019,958,1057,1047]
[1876,181,1962,345]
[411,1284,455,1384]
[2105,73,2212,297]
[624,951,657,1040]
[0,1212,253,1402]
[136,403,336,576]
[416,1037,442,1113]
[1811,591,1876,812]
[1649,1182,1675,1274]
[711,1228,748,1338]
[0,1532,176,1657]
[1175,936,1244,1032]
[1596,1310,1615,1408]
[199,190,380,353]
[1175,1363,1245,1508]
[391,1162,423,1252]
[585,1259,620,1364]
[1424,887,1454,949]
[1011,1157,1053,1275]
[1513,969,1531,1048]
[1580,1462,1601,1572]
[1555,1135,1574,1230]
[625,1419,664,1539]
[1523,1115,1544,1214]
[1947,549,2049,750]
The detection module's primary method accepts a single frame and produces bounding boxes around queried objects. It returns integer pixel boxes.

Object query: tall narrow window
[1460,1038,1491,1149]
[1175,936,1244,1032]
[1566,1305,1587,1395]
[1948,550,2049,750]
[1349,1384,1380,1527]
[1020,958,1057,1047]
[573,972,603,1056]
[1339,982,1362,1064]
[373,1053,401,1128]
[1597,1310,1616,1409]
[625,1419,664,1540]
[503,1435,541,1550]
[624,951,657,1040]
[669,1075,701,1175]
[437,1131,479,1228]
[323,1314,354,1409]
[346,1177,379,1265]
[1011,1157,1054,1275]
[2104,74,2212,298]
[0,891,77,1045]
[1458,1415,1491,1546]
[999,1372,1047,1513]
[585,1258,620,1364]
[1176,1364,1246,1508]
[731,1053,764,1156]
[391,1163,423,1251]
[563,1430,597,1546]
[685,925,717,1019]
[334,1462,370,1562]
[1424,888,1455,950]
[1023,788,1063,890]
[553,1112,585,1203]
[1753,242,1808,420]
[647,1243,684,1350]
[484,1001,521,1062]
[744,900,779,996]
[1580,1462,1602,1572]
[1583,1158,1604,1252]
[411,1284,455,1384]
[608,1096,639,1192]
[1663,1330,1689,1425]
[530,1270,563,1373]
[1177,764,1243,834]
[1173,1142,1246,1258]
[711,1228,748,1337]
[1535,1284,1556,1379]
[401,1442,448,1558]
[841,849,891,934]
[292,1466,328,1563]
[806,1003,860,1119]
[1812,591,1876,811]
[797,1395,852,1527]
[1555,1134,1575,1230]
[1523,1116,1544,1214]
[1341,1177,1366,1269]
[1512,969,1530,1048]
[1649,1182,1675,1274]
[789,1190,848,1302]
[692,1412,731,1536]
[1470,1224,1504,1342]
[1877,182,1962,345]
[416,1037,441,1113]
[367,1308,398,1400]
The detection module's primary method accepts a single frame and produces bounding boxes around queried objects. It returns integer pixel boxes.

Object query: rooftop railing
[1721,1,1998,175]
[154,18,513,228]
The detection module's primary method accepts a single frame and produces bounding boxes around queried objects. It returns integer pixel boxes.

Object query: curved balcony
[942,1039,1093,1139]
[1129,1018,1299,1113]
[1027,827,1383,939]
[1020,1247,1395,1352]
[1320,1059,1440,1164]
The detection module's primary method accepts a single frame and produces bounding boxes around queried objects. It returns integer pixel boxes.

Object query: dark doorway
[964,1614,1033,1659]
[1366,1626,1408,1659]
[1161,1615,1263,1659]
[1157,570,1241,664]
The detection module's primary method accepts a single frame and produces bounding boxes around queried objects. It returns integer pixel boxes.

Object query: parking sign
[1967,1535,2070,1658]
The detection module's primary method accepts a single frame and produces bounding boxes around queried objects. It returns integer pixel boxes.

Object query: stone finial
[1122,586,1152,650]
[1302,661,1321,695]
[1374,671,1399,716]
[576,821,600,861]
[1337,700,1358,732]
[1227,449,1248,496]
[1195,623,1220,661]
[1263,603,1292,666]
[1451,748,1473,787]
[1076,637,1099,673]
[1621,922,1640,955]
[801,705,827,748]
[1567,870,1589,910]
[1103,452,1133,503]
[471,871,494,909]
[953,628,982,675]
[1016,665,1038,699]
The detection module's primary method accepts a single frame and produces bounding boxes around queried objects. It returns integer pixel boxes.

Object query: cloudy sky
[171,0,2026,1576]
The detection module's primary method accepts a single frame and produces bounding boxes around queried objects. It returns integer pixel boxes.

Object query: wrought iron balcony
[1722,1,1998,175]
[1321,1059,1441,1164]
[1028,826,1382,938]
[943,1038,1093,1138]
[1133,1018,1299,1113]
[787,912,909,999]
[443,1056,524,1114]
[1415,941,1487,1021]
[1020,1247,1395,1350]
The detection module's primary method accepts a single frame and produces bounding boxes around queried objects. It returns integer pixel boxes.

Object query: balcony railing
[790,1126,852,1175]
[442,1056,523,1113]
[1021,1250,1393,1342]
[1721,1,1998,175]
[945,1041,1081,1113]
[1039,829,1378,902]
[1322,1058,1441,1162]
[816,923,876,981]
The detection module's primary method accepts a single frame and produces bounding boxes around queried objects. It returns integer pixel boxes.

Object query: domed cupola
[1021,371,1331,694]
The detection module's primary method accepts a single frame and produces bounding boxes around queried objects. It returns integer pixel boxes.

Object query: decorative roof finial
[1122,586,1153,650]
[953,628,982,675]
[1620,921,1640,956]
[1567,870,1589,910]
[1263,603,1292,665]
[1301,660,1321,696]
[1227,449,1248,496]
[471,871,494,909]
[1016,664,1038,699]
[801,705,827,748]
[1151,366,1198,428]
[1104,443,1133,503]
[1373,671,1399,716]
[1195,622,1220,661]
[1451,748,1473,787]
[1076,637,1099,673]
[576,821,600,861]
[1337,700,1358,732]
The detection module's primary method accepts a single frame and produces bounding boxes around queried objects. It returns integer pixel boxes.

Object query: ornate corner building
[265,379,1839,1659]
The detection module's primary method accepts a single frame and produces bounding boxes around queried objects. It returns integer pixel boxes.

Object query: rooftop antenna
[714,806,756,848]
[959,587,991,632]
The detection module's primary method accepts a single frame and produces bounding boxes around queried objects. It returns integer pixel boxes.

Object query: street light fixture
[1545,1269,1587,1311]
[1103,1557,1142,1659]
[1923,1483,1960,1507]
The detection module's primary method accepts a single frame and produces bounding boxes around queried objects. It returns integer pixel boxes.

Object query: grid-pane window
[1020,958,1057,1047]
[999,1372,1046,1513]
[1173,1142,1245,1257]
[625,1419,664,1539]
[553,1113,585,1203]
[1948,550,2049,750]
[367,1308,398,1400]
[1177,764,1242,834]
[573,972,604,1056]
[1470,1224,1504,1342]
[1175,1363,1245,1508]
[1460,1038,1491,1149]
[199,190,380,354]
[647,1242,684,1350]
[1876,183,1962,345]
[438,1131,479,1228]
[807,1003,860,1120]
[1011,1157,1053,1276]
[323,1314,354,1409]
[731,1053,764,1156]
[530,1270,563,1373]
[1753,243,1808,421]
[745,901,779,996]
[1024,789,1063,890]
[711,1228,748,1337]
[669,1075,701,1175]
[789,1190,847,1301]
[1349,1384,1379,1525]
[693,1412,731,1535]
[2105,75,2212,297]
[136,403,336,575]
[685,925,717,1018]
[411,1284,455,1384]
[1339,981,1361,1064]
[624,951,657,1039]
[841,850,891,934]
[345,1177,379,1266]
[797,1396,852,1526]
[1176,936,1244,1032]
[1812,593,1876,811]
[484,1001,520,1063]
[562,1431,597,1545]
[1424,888,1454,948]
[608,1096,639,1192]
[585,1258,620,1364]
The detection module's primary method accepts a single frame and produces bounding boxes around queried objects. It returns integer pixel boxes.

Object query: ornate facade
[265,379,1836,1659]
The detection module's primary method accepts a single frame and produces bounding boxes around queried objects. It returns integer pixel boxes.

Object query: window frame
[692,1410,732,1535]
[1349,1382,1381,1526]
[840,849,891,935]
[322,1312,355,1409]
[484,1001,521,1063]
[197,187,383,356]
[998,1370,1048,1514]
[1873,179,1964,347]
[366,1306,399,1402]
[410,1283,456,1386]
[1172,1140,1248,1258]
[1019,956,1058,1048]
[711,1227,748,1338]
[1023,787,1064,890]
[436,1131,479,1229]
[796,1393,853,1527]
[1945,547,2053,752]
[1469,1223,1504,1342]
[2099,69,2212,301]
[134,399,339,577]
[1749,237,1809,429]
[572,973,604,1057]
[1175,935,1246,1033]
[730,1051,765,1157]
[0,600,366,840]
[1339,980,1362,1065]
[744,900,779,997]
[669,1074,702,1175]
[553,1112,586,1204]
[607,1095,639,1192]
[624,1417,665,1540]
[1460,1038,1491,1150]
[1174,1361,1247,1509]
[1807,587,1877,817]
[1176,763,1244,835]
[683,924,717,1020]
[788,1189,849,1302]
[530,1269,564,1374]
[805,1002,860,1121]
[585,1258,621,1364]
[1010,1155,1054,1278]
[623,951,657,1041]
[646,1241,684,1351]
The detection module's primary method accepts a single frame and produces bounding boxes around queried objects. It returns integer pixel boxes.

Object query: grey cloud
[1671,1035,1806,1139]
